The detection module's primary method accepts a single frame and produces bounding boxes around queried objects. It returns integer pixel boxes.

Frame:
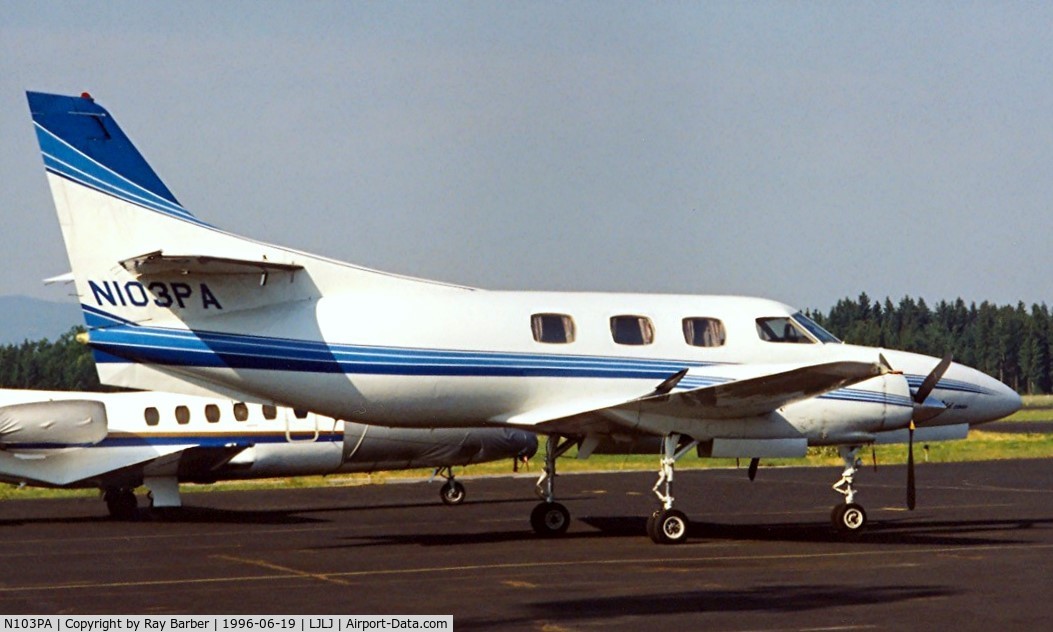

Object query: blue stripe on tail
[26,91,189,216]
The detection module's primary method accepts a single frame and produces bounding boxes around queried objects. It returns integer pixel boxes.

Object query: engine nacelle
[0,399,108,447]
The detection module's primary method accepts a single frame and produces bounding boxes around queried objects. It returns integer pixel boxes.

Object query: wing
[0,442,198,487]
[629,360,888,420]
[529,359,888,438]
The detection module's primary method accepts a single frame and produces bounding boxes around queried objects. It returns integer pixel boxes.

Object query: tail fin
[28,91,197,225]
[28,91,469,396]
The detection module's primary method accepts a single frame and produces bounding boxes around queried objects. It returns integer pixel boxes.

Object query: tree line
[3,296,1052,394]
[808,293,1051,394]
[0,328,103,391]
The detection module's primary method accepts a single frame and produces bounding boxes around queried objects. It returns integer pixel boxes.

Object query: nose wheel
[648,508,689,544]
[832,502,867,533]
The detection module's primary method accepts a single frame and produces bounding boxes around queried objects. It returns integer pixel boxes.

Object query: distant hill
[0,295,83,345]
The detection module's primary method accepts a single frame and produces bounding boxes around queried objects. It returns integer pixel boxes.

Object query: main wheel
[439,480,466,505]
[646,509,661,541]
[650,509,689,544]
[104,488,138,520]
[530,501,570,536]
[831,502,867,534]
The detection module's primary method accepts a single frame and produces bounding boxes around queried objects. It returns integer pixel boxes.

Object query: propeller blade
[907,421,917,510]
[914,353,953,404]
[748,457,760,481]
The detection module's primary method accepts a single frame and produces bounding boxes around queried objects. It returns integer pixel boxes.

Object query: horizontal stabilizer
[120,250,303,278]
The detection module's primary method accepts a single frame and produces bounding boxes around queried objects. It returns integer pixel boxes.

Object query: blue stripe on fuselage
[80,306,913,408]
[12,432,341,451]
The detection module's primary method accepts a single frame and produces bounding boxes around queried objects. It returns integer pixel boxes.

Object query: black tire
[105,489,138,520]
[832,502,867,534]
[646,510,661,540]
[440,480,466,506]
[650,509,689,544]
[530,502,570,536]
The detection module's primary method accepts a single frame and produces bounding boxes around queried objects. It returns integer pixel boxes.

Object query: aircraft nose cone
[981,374,1023,423]
[956,364,1022,426]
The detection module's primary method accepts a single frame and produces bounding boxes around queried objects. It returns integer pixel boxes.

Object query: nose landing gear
[831,445,867,534]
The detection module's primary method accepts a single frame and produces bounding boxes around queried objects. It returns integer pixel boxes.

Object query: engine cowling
[0,399,108,447]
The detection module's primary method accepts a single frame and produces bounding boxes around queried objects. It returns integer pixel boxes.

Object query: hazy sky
[2,1,1052,311]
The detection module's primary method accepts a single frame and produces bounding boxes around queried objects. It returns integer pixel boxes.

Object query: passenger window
[144,407,160,426]
[531,313,575,343]
[205,404,221,423]
[756,317,813,343]
[683,318,726,347]
[293,408,309,419]
[262,405,277,420]
[233,402,249,422]
[610,315,654,345]
[175,405,190,424]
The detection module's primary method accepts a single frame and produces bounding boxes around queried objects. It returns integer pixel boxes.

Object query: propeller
[748,457,760,481]
[906,353,953,510]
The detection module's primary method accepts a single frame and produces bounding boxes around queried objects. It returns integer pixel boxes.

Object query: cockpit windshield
[756,312,841,344]
[791,311,841,344]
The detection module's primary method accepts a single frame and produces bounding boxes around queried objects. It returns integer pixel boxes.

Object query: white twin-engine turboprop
[27,91,1021,543]
[0,388,537,518]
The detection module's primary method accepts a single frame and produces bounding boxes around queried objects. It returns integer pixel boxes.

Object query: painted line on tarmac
[1,541,1050,594]
[213,554,353,586]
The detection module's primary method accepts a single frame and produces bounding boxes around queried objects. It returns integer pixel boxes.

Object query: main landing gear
[530,435,575,536]
[433,466,467,505]
[528,433,699,544]
[103,487,138,520]
[648,433,699,545]
[830,445,867,534]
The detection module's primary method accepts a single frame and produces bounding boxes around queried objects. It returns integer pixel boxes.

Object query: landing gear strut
[530,435,575,536]
[649,433,699,545]
[831,445,868,534]
[433,466,466,505]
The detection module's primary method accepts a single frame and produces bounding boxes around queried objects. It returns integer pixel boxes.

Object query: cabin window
[531,313,575,344]
[205,404,221,423]
[144,407,160,426]
[683,318,726,347]
[175,405,191,424]
[610,315,654,345]
[233,402,249,422]
[293,408,309,419]
[756,317,814,343]
[792,311,841,343]
[262,404,277,420]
